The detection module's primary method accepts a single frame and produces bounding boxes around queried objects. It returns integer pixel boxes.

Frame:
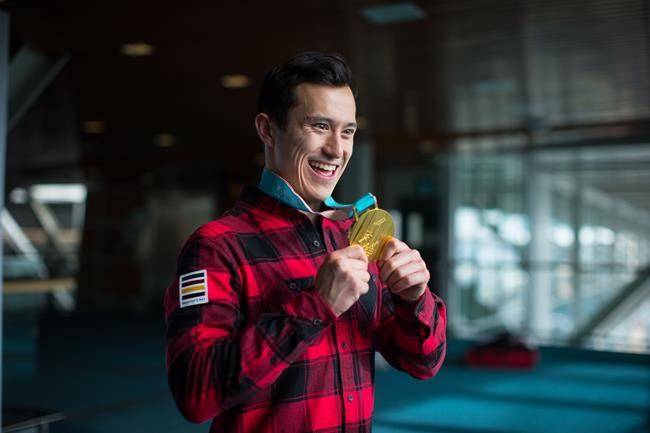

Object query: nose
[323,133,344,160]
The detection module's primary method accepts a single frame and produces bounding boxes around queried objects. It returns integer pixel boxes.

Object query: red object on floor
[465,332,539,369]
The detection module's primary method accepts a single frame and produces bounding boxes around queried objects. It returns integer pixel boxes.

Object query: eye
[313,122,329,130]
[343,128,356,137]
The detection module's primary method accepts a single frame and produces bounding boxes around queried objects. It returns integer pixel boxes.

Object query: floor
[3,305,649,433]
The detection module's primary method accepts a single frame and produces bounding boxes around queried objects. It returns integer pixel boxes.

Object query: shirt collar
[234,185,355,228]
[233,185,280,221]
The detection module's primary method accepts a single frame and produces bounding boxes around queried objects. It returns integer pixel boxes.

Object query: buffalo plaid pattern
[164,186,447,433]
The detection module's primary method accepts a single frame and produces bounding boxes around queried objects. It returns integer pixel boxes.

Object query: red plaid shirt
[164,185,446,433]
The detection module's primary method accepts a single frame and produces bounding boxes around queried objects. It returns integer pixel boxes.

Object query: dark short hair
[257,52,356,130]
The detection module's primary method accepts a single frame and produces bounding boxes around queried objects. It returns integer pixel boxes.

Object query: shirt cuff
[392,289,434,328]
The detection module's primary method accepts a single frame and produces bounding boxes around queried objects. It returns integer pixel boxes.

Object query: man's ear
[255,113,275,149]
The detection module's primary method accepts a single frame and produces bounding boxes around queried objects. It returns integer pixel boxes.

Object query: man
[164,52,446,433]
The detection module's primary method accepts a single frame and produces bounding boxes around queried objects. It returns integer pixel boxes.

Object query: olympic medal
[349,208,395,261]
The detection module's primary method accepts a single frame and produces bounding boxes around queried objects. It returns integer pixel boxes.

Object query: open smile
[308,160,339,179]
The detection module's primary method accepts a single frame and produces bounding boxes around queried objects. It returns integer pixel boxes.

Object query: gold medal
[349,208,395,261]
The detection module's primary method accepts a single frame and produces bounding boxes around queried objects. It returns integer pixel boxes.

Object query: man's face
[268,83,357,210]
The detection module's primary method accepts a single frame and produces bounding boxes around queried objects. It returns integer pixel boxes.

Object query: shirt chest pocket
[260,275,315,313]
[259,273,378,339]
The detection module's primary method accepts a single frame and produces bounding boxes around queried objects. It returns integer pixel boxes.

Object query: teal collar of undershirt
[258,167,376,218]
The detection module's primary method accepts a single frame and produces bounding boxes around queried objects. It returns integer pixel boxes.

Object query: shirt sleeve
[164,231,336,423]
[372,277,447,379]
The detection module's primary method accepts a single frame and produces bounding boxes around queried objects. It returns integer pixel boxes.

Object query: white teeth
[309,161,337,172]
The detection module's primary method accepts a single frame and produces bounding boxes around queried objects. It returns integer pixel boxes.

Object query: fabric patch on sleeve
[179,269,209,308]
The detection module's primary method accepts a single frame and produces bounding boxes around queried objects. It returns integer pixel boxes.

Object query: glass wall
[436,0,650,354]
[448,142,650,353]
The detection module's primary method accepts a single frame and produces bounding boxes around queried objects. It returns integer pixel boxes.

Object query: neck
[308,200,323,213]
[304,211,321,224]
[263,167,324,213]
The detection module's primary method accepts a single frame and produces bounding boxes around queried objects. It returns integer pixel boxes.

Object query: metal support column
[528,169,553,339]
[0,10,10,428]
[8,47,70,132]
[30,198,73,270]
[569,265,650,346]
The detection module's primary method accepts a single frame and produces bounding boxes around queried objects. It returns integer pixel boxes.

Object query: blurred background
[1,0,648,432]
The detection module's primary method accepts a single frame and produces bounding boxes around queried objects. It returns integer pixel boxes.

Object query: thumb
[341,244,368,262]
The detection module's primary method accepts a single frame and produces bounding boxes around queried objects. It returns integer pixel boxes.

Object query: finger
[379,249,421,282]
[331,247,367,271]
[384,248,421,275]
[394,285,426,302]
[378,238,409,264]
[386,260,424,288]
[353,286,368,302]
[344,257,370,271]
[349,278,369,300]
[390,270,430,294]
[341,244,369,262]
[350,269,371,283]
[358,281,370,296]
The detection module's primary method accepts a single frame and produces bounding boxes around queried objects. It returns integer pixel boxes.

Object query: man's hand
[378,238,429,302]
[316,245,370,317]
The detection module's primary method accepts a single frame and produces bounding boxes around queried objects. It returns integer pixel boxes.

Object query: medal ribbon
[259,167,376,219]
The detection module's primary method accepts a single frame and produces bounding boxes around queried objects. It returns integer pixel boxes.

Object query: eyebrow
[305,116,357,129]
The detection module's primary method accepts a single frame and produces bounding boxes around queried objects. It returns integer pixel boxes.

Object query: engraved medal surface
[349,208,395,261]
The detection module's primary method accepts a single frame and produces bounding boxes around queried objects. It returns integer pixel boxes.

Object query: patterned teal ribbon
[259,168,376,218]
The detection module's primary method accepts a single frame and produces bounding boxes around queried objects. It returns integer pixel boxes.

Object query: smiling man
[256,80,356,213]
[164,52,447,433]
